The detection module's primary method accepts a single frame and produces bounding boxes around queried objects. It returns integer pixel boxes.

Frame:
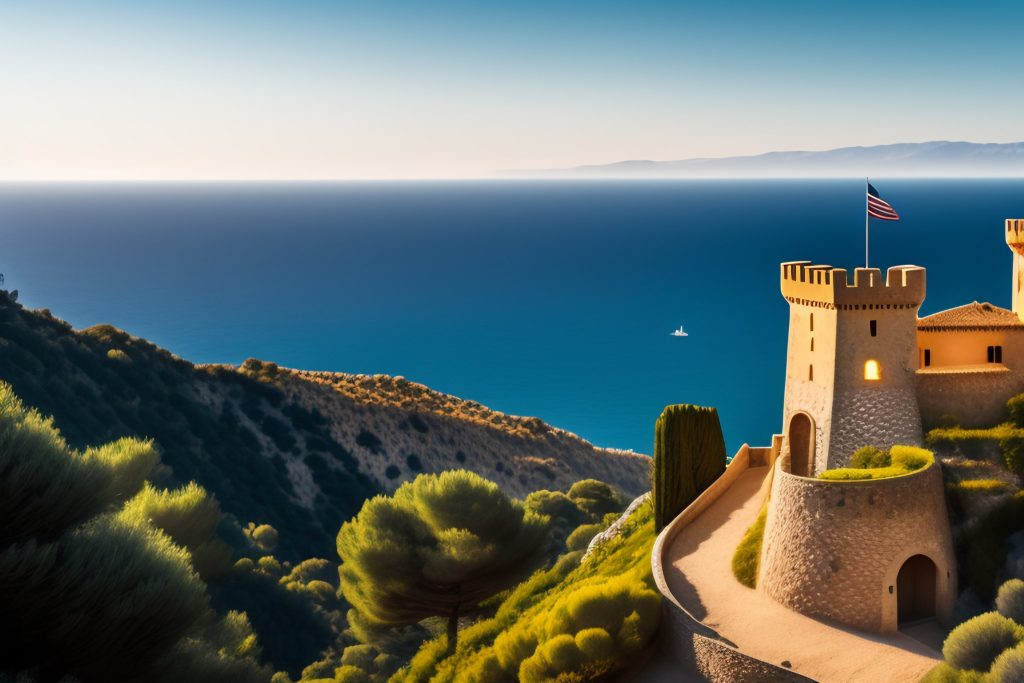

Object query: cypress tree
[652,405,727,531]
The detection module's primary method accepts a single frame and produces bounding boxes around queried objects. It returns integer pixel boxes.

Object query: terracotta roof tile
[917,301,1024,330]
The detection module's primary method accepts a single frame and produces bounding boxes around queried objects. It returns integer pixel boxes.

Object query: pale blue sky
[2,1,1022,179]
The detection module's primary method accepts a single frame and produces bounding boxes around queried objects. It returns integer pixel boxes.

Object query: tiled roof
[917,301,1024,330]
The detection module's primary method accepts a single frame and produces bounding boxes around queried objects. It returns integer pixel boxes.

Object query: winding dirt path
[662,464,942,682]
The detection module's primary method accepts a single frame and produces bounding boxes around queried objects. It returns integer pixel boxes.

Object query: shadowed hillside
[0,291,650,560]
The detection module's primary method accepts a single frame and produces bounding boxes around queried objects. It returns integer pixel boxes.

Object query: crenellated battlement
[780,261,925,309]
[1005,218,1024,254]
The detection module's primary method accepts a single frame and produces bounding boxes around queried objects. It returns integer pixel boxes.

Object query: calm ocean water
[1,180,1020,456]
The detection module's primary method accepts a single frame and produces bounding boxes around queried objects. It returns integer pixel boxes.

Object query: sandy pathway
[663,465,942,683]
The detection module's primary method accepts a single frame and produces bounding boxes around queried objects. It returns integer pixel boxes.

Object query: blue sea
[1,180,1020,455]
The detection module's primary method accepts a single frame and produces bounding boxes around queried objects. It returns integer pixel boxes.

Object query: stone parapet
[781,262,925,308]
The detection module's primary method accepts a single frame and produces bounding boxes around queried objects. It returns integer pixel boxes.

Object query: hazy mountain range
[527,141,1024,178]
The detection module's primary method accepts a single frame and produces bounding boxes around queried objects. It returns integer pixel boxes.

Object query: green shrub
[566,523,604,552]
[652,405,726,531]
[950,479,1011,493]
[574,628,614,660]
[258,555,283,577]
[920,662,986,682]
[890,445,933,470]
[1008,393,1024,428]
[332,666,369,683]
[340,645,376,671]
[539,634,582,671]
[0,383,273,680]
[820,446,933,480]
[393,500,659,683]
[997,579,1024,624]
[524,490,590,560]
[566,480,623,520]
[1002,436,1024,476]
[107,348,131,362]
[732,504,767,588]
[454,651,506,683]
[942,612,1024,672]
[991,642,1024,682]
[494,629,539,672]
[851,445,889,468]
[121,482,222,550]
[246,523,280,552]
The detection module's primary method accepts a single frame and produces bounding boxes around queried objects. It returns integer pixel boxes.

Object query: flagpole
[865,177,869,269]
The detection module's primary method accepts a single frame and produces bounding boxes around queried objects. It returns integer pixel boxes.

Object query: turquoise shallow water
[0,179,1020,455]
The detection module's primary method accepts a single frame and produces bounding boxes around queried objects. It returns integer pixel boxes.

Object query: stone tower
[780,262,926,475]
[1005,218,1024,321]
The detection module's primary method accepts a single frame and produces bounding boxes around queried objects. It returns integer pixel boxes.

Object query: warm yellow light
[864,359,881,381]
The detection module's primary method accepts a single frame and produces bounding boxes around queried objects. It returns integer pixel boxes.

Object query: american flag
[867,182,899,221]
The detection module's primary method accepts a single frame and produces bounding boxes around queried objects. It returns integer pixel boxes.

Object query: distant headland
[520,140,1024,178]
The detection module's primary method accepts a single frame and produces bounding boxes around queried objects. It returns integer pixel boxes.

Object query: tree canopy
[337,470,549,653]
[0,381,269,682]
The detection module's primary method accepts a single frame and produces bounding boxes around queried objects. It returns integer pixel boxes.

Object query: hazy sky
[3,1,1023,179]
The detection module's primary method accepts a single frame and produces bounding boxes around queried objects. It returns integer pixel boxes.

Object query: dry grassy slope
[272,367,652,498]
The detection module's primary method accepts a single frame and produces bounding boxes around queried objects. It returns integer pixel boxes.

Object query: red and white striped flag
[867,182,900,221]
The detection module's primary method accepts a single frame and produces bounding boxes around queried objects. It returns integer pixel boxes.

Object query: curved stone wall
[651,442,812,682]
[759,462,956,633]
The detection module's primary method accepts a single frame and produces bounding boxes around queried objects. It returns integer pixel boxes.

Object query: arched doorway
[788,413,814,476]
[897,555,937,625]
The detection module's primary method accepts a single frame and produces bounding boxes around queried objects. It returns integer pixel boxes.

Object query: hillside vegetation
[0,291,649,561]
[0,291,653,680]
[0,382,270,682]
[925,399,1024,604]
[262,366,651,499]
[372,499,659,683]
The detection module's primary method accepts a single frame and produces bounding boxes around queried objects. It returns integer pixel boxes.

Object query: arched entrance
[787,413,814,476]
[897,555,937,625]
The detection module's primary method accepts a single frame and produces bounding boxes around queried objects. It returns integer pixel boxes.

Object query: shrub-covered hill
[249,366,651,500]
[385,498,659,683]
[0,291,649,560]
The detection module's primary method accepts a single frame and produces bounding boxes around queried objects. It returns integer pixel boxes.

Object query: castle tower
[780,262,926,474]
[1005,219,1024,320]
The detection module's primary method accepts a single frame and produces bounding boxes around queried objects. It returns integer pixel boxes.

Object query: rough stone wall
[828,306,923,469]
[917,369,1024,429]
[827,386,923,468]
[759,463,956,633]
[659,603,814,683]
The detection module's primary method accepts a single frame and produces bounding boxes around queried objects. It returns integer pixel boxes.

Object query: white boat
[670,325,688,337]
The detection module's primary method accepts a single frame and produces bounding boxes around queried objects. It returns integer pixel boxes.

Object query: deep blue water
[1,180,1020,455]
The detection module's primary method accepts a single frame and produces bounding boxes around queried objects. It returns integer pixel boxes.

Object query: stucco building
[781,218,1024,476]
[762,218,1024,635]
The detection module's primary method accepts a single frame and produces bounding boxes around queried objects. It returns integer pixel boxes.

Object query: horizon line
[4,174,1024,184]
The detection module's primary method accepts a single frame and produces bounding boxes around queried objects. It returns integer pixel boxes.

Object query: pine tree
[337,470,548,654]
